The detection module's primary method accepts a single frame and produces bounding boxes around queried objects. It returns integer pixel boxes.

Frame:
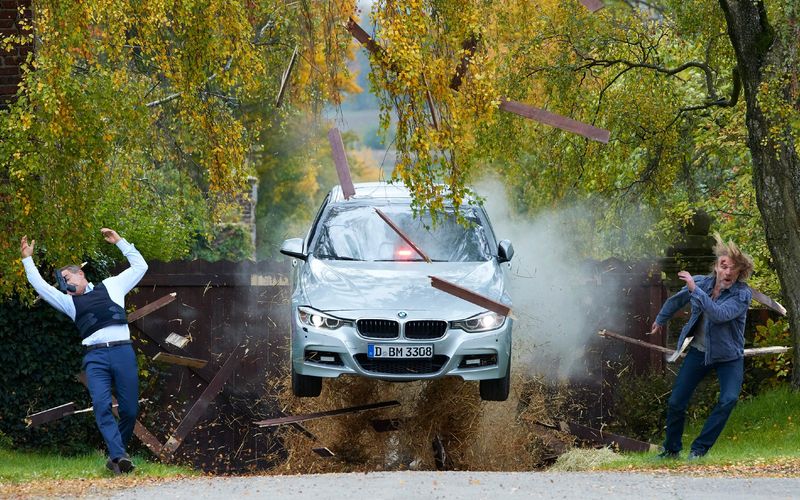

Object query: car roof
[328,182,476,205]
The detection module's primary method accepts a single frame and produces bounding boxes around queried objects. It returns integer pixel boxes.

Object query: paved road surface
[90,471,800,499]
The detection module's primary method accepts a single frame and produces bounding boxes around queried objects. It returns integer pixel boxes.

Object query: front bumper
[291,311,512,381]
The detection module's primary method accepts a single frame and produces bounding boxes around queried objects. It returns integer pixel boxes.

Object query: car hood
[300,259,507,318]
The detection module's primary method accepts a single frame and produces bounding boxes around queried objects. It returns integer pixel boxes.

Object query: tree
[0,0,357,299]
[717,0,800,387]
[356,0,799,386]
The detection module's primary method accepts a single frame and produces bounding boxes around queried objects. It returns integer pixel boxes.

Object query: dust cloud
[475,177,625,382]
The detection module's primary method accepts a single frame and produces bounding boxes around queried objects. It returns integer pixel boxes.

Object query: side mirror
[498,240,514,263]
[280,238,307,261]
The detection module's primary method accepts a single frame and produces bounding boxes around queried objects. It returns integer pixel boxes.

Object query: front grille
[354,354,449,375]
[357,319,399,339]
[404,320,447,339]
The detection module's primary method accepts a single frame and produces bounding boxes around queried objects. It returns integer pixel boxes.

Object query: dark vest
[72,283,127,339]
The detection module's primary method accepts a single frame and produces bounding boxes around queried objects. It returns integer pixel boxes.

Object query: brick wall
[0,0,32,107]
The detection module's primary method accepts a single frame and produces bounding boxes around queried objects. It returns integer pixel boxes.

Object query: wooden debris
[751,288,787,316]
[499,99,611,143]
[429,275,511,317]
[275,46,298,108]
[153,351,209,369]
[25,403,77,428]
[254,400,401,427]
[599,329,791,361]
[128,292,177,323]
[370,417,407,433]
[559,421,657,452]
[165,332,190,349]
[373,208,431,262]
[598,329,674,355]
[160,345,248,459]
[328,127,356,200]
[312,447,336,458]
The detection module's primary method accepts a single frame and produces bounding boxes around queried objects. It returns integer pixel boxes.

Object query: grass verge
[0,448,195,482]
[597,384,800,473]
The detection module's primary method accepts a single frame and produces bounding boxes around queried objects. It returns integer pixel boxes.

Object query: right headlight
[450,311,506,333]
[297,306,352,330]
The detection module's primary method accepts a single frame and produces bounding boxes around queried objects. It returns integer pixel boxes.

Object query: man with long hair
[650,233,754,460]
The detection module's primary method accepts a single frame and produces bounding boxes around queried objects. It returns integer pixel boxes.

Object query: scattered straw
[549,447,624,471]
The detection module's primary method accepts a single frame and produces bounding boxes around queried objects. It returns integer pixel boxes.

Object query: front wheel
[479,360,510,401]
[292,364,322,397]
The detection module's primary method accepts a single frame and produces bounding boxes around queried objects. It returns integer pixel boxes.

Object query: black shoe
[105,458,121,475]
[655,449,680,460]
[116,454,135,473]
[687,450,706,461]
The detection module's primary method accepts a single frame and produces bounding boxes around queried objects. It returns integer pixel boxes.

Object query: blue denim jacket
[656,275,751,364]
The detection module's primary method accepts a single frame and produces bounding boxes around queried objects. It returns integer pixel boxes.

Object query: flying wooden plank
[328,127,356,200]
[559,421,657,452]
[373,208,431,262]
[751,288,787,316]
[254,400,400,427]
[160,345,248,459]
[579,0,605,12]
[599,329,790,360]
[429,275,511,317]
[25,402,77,428]
[153,351,208,369]
[275,46,298,108]
[499,99,610,143]
[127,292,177,323]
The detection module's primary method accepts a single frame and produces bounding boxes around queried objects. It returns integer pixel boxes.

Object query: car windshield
[312,204,492,262]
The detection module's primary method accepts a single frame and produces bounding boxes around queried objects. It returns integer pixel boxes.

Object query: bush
[0,299,102,453]
[751,319,792,387]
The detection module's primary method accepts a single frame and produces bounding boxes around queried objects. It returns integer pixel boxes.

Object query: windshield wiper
[315,254,360,261]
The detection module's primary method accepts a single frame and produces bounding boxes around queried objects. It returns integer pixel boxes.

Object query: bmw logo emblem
[397,311,407,319]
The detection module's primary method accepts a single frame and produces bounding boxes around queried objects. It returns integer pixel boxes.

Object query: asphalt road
[89,471,800,500]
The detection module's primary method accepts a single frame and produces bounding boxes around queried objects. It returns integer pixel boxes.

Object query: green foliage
[752,319,793,387]
[190,222,254,262]
[0,0,358,299]
[0,300,101,453]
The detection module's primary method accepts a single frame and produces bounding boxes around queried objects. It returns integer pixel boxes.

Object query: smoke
[475,177,623,382]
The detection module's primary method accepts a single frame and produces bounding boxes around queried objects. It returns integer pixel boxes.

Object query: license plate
[368,344,433,359]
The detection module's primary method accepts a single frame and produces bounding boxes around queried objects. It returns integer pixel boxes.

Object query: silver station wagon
[280,182,514,401]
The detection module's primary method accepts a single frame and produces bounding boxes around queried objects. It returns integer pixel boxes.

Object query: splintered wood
[254,400,401,427]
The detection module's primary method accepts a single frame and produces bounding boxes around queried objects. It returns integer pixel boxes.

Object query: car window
[312,205,492,262]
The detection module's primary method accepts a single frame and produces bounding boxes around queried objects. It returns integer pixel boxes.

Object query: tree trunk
[720,0,800,388]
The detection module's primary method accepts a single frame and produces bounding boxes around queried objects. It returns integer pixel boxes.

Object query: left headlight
[297,306,353,330]
[450,311,506,333]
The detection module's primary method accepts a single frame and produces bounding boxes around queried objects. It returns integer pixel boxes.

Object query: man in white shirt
[20,228,148,474]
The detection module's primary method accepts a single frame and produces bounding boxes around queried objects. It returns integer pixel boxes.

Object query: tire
[292,364,322,397]
[479,359,510,401]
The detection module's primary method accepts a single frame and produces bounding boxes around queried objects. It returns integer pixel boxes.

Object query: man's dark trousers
[82,344,139,460]
[663,347,743,455]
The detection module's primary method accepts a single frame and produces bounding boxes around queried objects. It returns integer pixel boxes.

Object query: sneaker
[655,449,680,460]
[687,450,706,461]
